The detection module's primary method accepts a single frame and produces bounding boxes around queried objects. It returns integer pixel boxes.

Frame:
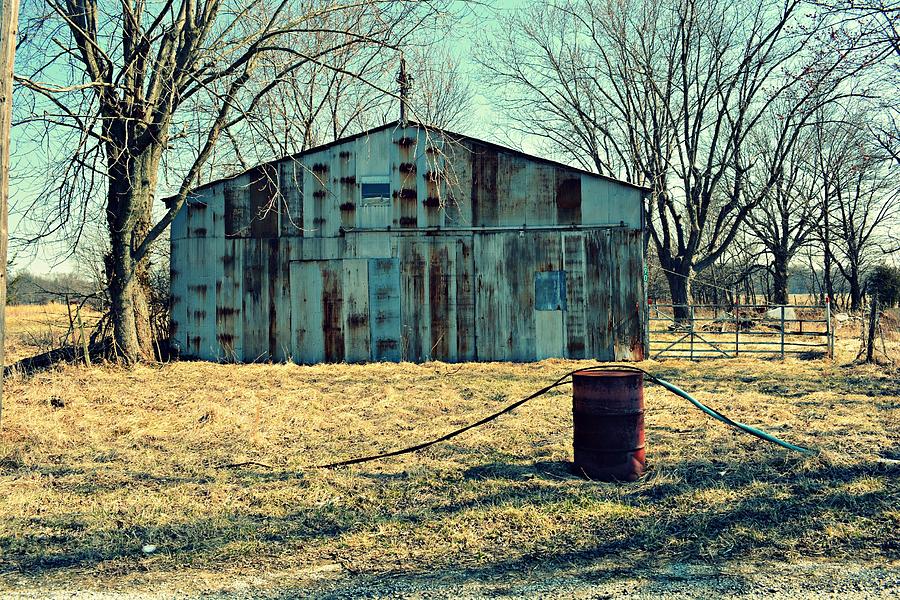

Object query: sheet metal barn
[170,121,648,364]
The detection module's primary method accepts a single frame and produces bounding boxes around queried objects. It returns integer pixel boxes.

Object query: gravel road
[4,560,899,599]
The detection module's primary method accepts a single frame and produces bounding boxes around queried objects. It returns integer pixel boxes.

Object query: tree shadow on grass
[0,453,896,581]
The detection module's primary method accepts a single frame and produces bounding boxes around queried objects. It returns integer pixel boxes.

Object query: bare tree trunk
[772,249,790,305]
[0,0,19,423]
[849,263,863,313]
[106,147,161,363]
[663,265,692,322]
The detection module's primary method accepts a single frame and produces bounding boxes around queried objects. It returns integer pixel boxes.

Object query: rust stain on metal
[171,124,647,365]
[321,267,345,362]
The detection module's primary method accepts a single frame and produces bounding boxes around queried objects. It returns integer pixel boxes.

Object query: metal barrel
[572,370,645,482]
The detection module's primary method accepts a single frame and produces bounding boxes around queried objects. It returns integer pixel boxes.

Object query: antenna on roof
[397,56,412,127]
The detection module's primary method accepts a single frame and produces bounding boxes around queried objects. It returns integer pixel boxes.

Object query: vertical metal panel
[584,229,614,360]
[428,241,452,360]
[241,239,270,361]
[399,238,428,361]
[419,131,444,228]
[580,175,610,225]
[526,163,556,226]
[563,233,587,359]
[473,233,510,360]
[535,310,565,359]
[270,239,293,361]
[507,232,537,361]
[610,228,645,360]
[186,196,211,239]
[337,146,357,230]
[555,170,582,225]
[455,236,477,361]
[607,185,642,228]
[224,173,251,237]
[169,237,188,352]
[535,270,567,310]
[393,126,418,228]
[444,140,474,226]
[497,154,527,226]
[290,260,325,364]
[342,258,370,362]
[368,257,402,362]
[248,165,279,238]
[321,259,345,362]
[472,145,498,226]
[278,159,304,236]
[184,236,217,359]
[216,238,243,361]
[303,149,331,237]
[171,199,188,240]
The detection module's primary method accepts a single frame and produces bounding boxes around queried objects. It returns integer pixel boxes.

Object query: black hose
[313,364,812,470]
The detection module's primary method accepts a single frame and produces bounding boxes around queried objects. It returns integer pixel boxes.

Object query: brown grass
[0,308,898,593]
[4,303,103,364]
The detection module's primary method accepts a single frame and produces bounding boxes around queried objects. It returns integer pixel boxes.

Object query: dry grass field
[0,304,898,596]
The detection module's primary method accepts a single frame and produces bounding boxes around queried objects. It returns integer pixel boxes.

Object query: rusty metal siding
[455,237,477,360]
[472,144,498,226]
[398,238,427,361]
[290,260,325,363]
[497,154,528,226]
[444,141,474,226]
[555,171,582,225]
[368,258,402,362]
[610,228,645,359]
[342,258,370,362]
[172,124,646,365]
[563,233,587,359]
[216,238,243,360]
[526,163,556,226]
[584,229,614,359]
[278,159,303,236]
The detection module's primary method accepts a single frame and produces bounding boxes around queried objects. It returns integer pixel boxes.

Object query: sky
[8,1,530,277]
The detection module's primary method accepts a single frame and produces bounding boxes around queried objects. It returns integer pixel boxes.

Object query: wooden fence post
[0,0,21,426]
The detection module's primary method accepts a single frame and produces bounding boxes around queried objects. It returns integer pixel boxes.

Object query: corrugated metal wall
[171,123,646,363]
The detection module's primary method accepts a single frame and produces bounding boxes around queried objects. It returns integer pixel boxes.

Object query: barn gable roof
[174,120,648,204]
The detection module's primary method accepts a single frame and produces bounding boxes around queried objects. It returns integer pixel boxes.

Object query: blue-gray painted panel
[535,270,567,311]
[368,257,402,362]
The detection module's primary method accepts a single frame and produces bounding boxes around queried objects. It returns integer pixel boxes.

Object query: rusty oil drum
[572,370,645,481]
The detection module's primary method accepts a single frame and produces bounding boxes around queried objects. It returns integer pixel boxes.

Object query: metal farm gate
[649,302,834,360]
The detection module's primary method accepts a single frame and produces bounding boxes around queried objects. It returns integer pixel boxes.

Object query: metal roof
[174,120,650,201]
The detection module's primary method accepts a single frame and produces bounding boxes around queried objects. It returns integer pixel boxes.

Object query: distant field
[4,303,102,364]
[0,305,898,596]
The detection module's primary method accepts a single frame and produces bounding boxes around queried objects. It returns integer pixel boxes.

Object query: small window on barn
[535,271,567,311]
[361,176,391,207]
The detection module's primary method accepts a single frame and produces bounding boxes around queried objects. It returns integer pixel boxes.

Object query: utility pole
[0,0,20,425]
[397,56,412,126]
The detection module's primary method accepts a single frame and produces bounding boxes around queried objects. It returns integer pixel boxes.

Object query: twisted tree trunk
[106,145,162,363]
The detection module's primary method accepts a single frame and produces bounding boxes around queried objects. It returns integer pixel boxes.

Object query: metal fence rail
[648,302,833,360]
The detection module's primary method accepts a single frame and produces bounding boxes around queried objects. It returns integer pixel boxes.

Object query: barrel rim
[572,369,643,379]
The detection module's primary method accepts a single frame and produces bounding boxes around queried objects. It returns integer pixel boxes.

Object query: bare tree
[479,0,867,319]
[404,45,473,131]
[745,108,823,305]
[822,120,899,311]
[13,0,451,362]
